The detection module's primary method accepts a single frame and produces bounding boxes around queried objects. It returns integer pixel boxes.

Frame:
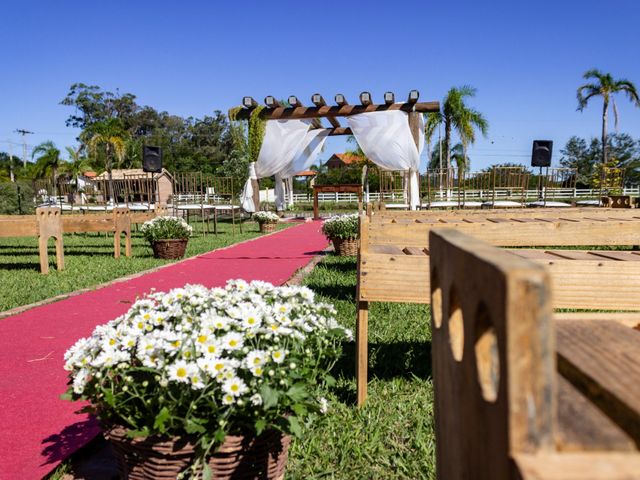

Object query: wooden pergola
[232,91,440,209]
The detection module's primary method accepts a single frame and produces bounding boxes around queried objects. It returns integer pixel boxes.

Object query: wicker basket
[259,222,277,233]
[332,237,358,256]
[105,425,290,480]
[151,239,188,259]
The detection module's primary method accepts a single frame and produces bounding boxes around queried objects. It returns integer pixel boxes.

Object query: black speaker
[531,140,552,168]
[143,145,163,173]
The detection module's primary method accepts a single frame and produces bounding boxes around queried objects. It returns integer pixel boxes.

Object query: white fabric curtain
[240,120,329,212]
[346,110,424,209]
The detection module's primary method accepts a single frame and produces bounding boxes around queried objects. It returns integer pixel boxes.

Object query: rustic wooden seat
[429,229,640,479]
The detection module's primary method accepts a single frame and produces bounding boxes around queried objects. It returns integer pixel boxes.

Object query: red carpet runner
[0,221,328,479]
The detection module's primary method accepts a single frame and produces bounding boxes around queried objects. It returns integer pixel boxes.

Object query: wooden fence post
[37,207,64,274]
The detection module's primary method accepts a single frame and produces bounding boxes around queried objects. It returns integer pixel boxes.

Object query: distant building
[324,153,365,169]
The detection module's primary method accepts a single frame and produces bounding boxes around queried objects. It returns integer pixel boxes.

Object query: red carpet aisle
[0,221,328,479]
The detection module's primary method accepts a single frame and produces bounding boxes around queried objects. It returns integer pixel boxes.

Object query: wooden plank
[430,229,554,480]
[402,246,428,256]
[555,312,640,330]
[359,253,429,303]
[544,250,607,260]
[514,452,640,480]
[556,320,640,445]
[556,374,635,452]
[589,250,640,261]
[62,217,115,233]
[0,217,38,237]
[368,244,405,255]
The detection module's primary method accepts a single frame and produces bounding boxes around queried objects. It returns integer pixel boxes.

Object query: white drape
[240,120,329,212]
[346,110,424,209]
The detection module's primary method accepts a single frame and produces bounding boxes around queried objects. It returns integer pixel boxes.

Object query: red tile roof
[294,170,317,177]
[333,153,364,164]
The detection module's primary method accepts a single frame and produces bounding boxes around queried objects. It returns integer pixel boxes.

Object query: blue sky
[1,0,639,170]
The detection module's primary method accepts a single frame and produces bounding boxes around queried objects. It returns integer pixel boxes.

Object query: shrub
[140,216,192,243]
[321,214,359,240]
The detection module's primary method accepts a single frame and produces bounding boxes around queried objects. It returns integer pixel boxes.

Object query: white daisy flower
[223,377,248,397]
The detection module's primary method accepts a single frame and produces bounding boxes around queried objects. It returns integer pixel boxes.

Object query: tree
[86,119,127,202]
[32,141,62,195]
[63,146,91,194]
[577,69,640,165]
[442,86,488,172]
[424,111,443,169]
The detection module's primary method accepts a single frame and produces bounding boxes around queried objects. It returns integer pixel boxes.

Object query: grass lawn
[0,220,292,312]
[286,255,436,479]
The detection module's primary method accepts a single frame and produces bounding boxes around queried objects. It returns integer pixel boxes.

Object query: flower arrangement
[321,214,359,240]
[140,216,193,243]
[63,280,350,473]
[253,211,280,225]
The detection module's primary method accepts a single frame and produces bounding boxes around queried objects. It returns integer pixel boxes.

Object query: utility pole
[7,141,15,182]
[15,129,33,167]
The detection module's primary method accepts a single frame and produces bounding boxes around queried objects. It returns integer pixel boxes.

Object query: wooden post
[252,178,260,213]
[113,208,131,258]
[36,207,64,274]
[356,213,370,406]
[313,187,320,220]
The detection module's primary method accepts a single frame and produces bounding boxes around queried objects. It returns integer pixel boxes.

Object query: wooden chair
[421,168,460,209]
[459,170,491,208]
[486,166,529,207]
[124,173,156,211]
[207,176,242,234]
[172,172,216,234]
[429,228,640,479]
[530,167,577,207]
[378,169,410,210]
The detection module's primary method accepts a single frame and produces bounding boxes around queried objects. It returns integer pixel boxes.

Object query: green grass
[0,220,292,312]
[287,255,435,479]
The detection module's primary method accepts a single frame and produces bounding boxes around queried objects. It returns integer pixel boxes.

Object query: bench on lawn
[0,207,138,274]
[355,210,640,404]
[429,229,640,479]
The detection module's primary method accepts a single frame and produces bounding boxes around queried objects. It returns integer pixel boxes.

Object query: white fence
[288,187,640,204]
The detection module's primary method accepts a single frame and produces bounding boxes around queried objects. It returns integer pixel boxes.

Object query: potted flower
[322,213,359,256]
[141,216,193,259]
[253,211,280,233]
[63,280,350,479]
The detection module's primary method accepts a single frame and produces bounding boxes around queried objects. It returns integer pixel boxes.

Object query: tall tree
[442,86,488,172]
[32,141,62,195]
[86,119,127,202]
[63,146,91,194]
[577,69,640,165]
[424,111,443,170]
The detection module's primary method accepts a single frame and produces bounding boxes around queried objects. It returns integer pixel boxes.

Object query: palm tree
[63,146,91,195]
[442,86,489,172]
[577,69,640,165]
[86,120,127,203]
[32,141,62,197]
[424,111,443,170]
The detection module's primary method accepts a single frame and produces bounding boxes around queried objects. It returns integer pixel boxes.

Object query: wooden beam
[264,95,279,108]
[359,91,372,106]
[384,91,395,105]
[328,127,352,136]
[311,93,326,107]
[288,95,301,107]
[232,101,440,120]
[327,116,341,128]
[335,94,348,106]
[407,89,419,104]
[242,96,257,108]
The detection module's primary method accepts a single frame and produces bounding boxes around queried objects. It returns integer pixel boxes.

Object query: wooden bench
[429,229,640,479]
[355,212,640,404]
[0,207,133,274]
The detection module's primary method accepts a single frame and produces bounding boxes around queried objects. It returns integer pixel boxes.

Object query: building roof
[329,153,365,165]
[94,168,172,180]
[82,171,97,178]
[294,170,317,177]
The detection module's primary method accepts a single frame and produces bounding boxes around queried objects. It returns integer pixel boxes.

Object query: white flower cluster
[140,216,193,240]
[321,213,359,240]
[253,211,280,224]
[64,280,350,408]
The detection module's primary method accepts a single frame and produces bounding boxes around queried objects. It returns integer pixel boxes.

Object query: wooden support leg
[38,236,50,275]
[114,231,121,258]
[356,300,369,407]
[125,231,132,257]
[313,192,319,220]
[214,209,218,235]
[55,235,65,271]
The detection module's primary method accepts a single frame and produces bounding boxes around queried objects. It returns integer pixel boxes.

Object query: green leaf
[153,406,171,432]
[324,374,337,387]
[255,418,266,435]
[286,383,308,402]
[202,463,213,480]
[103,389,115,407]
[260,384,279,409]
[214,428,226,444]
[126,427,150,438]
[292,403,307,417]
[185,419,206,435]
[287,416,303,437]
[60,390,74,401]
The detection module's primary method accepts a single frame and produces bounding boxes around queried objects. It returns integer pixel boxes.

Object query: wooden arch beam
[233,101,439,121]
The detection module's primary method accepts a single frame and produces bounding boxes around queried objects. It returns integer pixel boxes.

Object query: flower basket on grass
[141,216,193,259]
[63,281,350,479]
[253,211,280,233]
[321,214,359,256]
